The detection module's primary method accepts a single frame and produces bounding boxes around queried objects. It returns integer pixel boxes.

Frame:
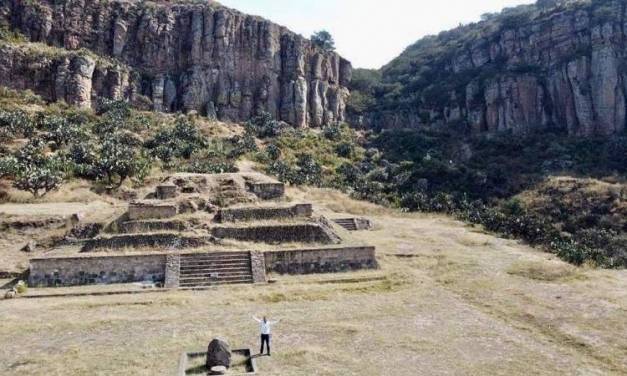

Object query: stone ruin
[28,172,378,288]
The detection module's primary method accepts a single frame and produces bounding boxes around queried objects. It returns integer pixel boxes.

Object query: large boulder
[206,338,231,370]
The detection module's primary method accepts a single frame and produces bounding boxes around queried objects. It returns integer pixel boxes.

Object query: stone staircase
[333,218,359,231]
[333,218,372,232]
[179,252,254,287]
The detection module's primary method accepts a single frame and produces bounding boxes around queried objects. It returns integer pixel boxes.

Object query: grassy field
[0,187,626,375]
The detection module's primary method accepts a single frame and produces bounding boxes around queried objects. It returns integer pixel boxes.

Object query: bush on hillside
[95,132,150,187]
[145,116,207,163]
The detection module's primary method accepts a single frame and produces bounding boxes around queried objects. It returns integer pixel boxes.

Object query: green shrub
[246,112,284,138]
[335,142,354,158]
[95,132,150,187]
[0,156,19,179]
[322,124,341,141]
[0,110,34,139]
[40,115,85,149]
[145,116,207,163]
[266,143,281,160]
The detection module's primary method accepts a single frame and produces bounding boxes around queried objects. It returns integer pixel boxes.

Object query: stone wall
[164,253,181,288]
[128,201,178,220]
[246,182,285,200]
[218,204,312,222]
[211,223,339,244]
[29,254,167,287]
[249,251,266,283]
[81,234,213,252]
[264,246,378,275]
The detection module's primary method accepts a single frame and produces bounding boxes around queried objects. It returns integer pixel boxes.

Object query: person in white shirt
[252,315,280,356]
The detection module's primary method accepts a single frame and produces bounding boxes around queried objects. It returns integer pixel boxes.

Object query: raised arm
[269,318,281,325]
[252,315,262,323]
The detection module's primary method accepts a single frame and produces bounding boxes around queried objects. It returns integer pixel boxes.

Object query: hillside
[349,0,627,136]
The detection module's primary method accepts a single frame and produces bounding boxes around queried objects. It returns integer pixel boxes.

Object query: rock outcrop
[0,0,351,127]
[206,338,231,370]
[357,1,627,136]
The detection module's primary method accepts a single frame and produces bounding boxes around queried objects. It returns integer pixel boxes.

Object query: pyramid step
[180,275,253,283]
[181,260,251,267]
[180,273,253,281]
[180,254,251,260]
[180,279,253,287]
[181,258,251,264]
[180,269,251,278]
[180,253,250,259]
[180,266,251,273]
[180,256,251,262]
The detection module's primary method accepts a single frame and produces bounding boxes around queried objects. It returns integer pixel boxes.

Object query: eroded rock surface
[0,0,351,127]
[358,2,627,136]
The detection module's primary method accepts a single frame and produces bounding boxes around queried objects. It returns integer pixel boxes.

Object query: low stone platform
[128,201,177,220]
[211,222,340,244]
[217,204,312,223]
[118,220,188,234]
[29,245,378,287]
[81,233,214,252]
[265,246,378,275]
[163,172,285,203]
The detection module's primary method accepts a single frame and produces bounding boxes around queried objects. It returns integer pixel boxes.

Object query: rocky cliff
[0,0,351,127]
[353,0,627,136]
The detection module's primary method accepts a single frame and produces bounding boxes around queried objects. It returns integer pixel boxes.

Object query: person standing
[252,315,280,356]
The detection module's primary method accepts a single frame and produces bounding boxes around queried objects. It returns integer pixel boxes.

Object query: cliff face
[357,0,627,137]
[0,0,352,127]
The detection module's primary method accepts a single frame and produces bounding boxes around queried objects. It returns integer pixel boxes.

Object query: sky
[218,0,535,69]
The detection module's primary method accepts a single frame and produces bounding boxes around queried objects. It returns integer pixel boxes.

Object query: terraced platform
[27,172,377,289]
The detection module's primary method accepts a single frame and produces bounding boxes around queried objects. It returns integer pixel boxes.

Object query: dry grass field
[1,187,626,375]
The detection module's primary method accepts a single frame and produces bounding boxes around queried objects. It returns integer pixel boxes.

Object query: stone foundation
[118,220,187,234]
[128,201,178,220]
[218,204,312,222]
[81,234,213,252]
[29,245,377,287]
[211,223,339,244]
[246,182,285,200]
[29,254,167,287]
[265,246,378,275]
[156,184,178,200]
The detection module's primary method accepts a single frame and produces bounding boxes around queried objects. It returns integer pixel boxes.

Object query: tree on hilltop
[311,30,335,52]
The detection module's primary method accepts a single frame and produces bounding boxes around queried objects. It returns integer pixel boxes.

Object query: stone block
[246,182,285,200]
[156,184,177,199]
[250,251,267,283]
[29,254,167,287]
[128,201,177,220]
[264,246,378,275]
[211,223,339,244]
[164,253,181,288]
